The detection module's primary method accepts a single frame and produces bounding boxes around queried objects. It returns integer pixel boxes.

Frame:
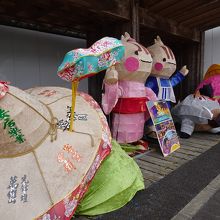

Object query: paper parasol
[57,37,125,131]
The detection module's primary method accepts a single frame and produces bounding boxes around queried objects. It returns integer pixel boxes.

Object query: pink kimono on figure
[102,32,157,144]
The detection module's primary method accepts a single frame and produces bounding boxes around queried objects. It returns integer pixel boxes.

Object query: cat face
[115,32,153,83]
[147,36,176,79]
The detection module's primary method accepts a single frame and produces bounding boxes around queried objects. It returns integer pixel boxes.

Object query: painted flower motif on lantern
[0,81,9,99]
[64,197,78,217]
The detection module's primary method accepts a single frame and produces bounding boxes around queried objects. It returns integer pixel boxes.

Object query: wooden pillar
[87,21,132,105]
[174,40,202,102]
[130,0,140,41]
[87,0,141,104]
[87,27,105,106]
[198,31,205,82]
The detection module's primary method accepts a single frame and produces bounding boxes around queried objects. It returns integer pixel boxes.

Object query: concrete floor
[76,132,220,220]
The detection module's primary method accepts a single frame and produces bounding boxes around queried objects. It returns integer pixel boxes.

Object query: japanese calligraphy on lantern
[20,175,29,203]
[57,106,88,131]
[57,144,82,173]
[0,108,25,143]
[7,176,19,204]
[38,90,57,97]
[7,175,29,204]
[146,101,180,157]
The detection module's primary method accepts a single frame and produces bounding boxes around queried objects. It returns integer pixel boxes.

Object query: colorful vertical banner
[146,100,180,157]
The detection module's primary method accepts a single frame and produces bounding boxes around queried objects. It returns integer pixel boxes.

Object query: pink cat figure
[102,32,157,144]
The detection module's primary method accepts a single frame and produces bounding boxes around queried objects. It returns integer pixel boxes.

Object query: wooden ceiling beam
[188,14,220,29]
[156,1,200,17]
[139,0,220,31]
[0,0,219,40]
[0,0,131,37]
[173,1,220,22]
[66,0,116,10]
[199,20,220,31]
[146,0,179,11]
[66,0,130,20]
[139,0,162,8]
[0,0,64,20]
[179,7,220,27]
[139,7,200,42]
[158,1,203,17]
[0,0,130,23]
[0,15,87,38]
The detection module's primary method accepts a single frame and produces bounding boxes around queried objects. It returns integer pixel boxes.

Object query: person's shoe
[209,127,220,134]
[174,123,181,131]
[179,132,191,139]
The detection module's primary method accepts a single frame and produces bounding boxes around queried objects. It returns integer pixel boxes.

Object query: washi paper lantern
[27,87,145,217]
[57,37,125,131]
[0,85,111,219]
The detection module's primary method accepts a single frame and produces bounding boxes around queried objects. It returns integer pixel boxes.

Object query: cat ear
[155,36,164,46]
[124,32,131,39]
[121,32,132,42]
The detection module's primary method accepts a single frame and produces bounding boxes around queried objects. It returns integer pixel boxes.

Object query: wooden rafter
[199,19,220,31]
[139,7,200,42]
[145,0,179,11]
[158,1,203,17]
[0,0,219,40]
[139,0,220,31]
[173,1,220,22]
[179,6,220,27]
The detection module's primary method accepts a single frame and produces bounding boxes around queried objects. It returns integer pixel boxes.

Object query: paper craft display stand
[146,100,180,157]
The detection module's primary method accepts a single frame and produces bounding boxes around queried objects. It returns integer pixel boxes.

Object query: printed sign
[146,100,180,157]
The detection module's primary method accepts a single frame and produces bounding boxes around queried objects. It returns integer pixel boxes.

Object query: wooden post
[131,0,140,41]
[87,0,141,104]
[175,41,201,101]
[87,28,105,106]
[198,31,205,82]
